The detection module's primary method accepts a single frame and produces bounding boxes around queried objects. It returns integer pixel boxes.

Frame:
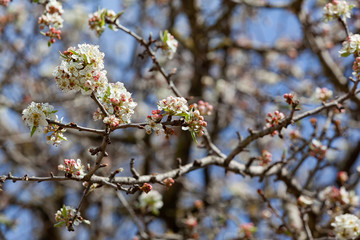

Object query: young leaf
[30,126,37,137]
[54,221,65,228]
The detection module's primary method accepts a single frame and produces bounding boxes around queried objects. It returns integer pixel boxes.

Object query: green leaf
[163,30,168,42]
[115,11,124,20]
[54,221,65,228]
[30,126,37,137]
[341,52,351,57]
[190,130,198,144]
[83,54,88,64]
[69,49,78,55]
[159,31,164,41]
[62,205,67,218]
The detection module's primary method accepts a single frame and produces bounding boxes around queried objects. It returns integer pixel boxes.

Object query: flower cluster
[94,82,137,124]
[283,93,294,105]
[37,0,64,46]
[58,158,85,177]
[158,96,188,115]
[182,106,208,137]
[192,100,213,116]
[103,115,120,129]
[323,0,353,22]
[309,139,327,159]
[144,110,164,135]
[339,34,360,57]
[352,57,360,77]
[43,116,67,146]
[331,214,360,240]
[160,30,178,60]
[22,102,57,136]
[53,44,107,95]
[54,205,90,229]
[319,186,359,207]
[265,110,285,136]
[138,190,163,215]
[314,87,333,102]
[259,150,272,166]
[144,97,208,141]
[88,9,120,37]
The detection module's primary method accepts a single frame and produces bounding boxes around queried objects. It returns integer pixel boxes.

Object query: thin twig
[116,191,149,239]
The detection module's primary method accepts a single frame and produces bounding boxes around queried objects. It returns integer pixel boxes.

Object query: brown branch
[107,19,182,98]
[47,119,106,135]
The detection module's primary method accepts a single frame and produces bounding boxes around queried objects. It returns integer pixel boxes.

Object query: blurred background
[1,0,360,239]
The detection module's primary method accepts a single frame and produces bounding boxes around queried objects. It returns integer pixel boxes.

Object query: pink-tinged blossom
[37,0,64,45]
[88,9,119,36]
[94,82,137,124]
[58,158,85,177]
[145,109,164,135]
[183,107,207,137]
[158,96,188,115]
[309,139,327,159]
[353,57,360,77]
[160,30,178,60]
[259,150,272,166]
[323,0,353,22]
[331,214,360,240]
[193,100,213,116]
[339,34,360,57]
[265,110,285,136]
[283,93,294,105]
[103,115,120,129]
[319,186,359,207]
[53,44,107,94]
[314,87,333,102]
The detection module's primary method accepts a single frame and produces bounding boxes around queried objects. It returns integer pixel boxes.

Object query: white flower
[22,102,56,135]
[95,82,137,123]
[161,31,178,60]
[339,34,360,57]
[157,96,188,115]
[323,0,353,21]
[53,44,108,94]
[314,87,333,101]
[331,214,360,240]
[138,190,163,215]
[145,117,163,135]
[46,0,63,15]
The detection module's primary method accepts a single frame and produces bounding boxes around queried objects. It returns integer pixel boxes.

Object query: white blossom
[339,34,360,57]
[331,214,360,240]
[22,102,56,135]
[138,190,163,214]
[324,0,353,21]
